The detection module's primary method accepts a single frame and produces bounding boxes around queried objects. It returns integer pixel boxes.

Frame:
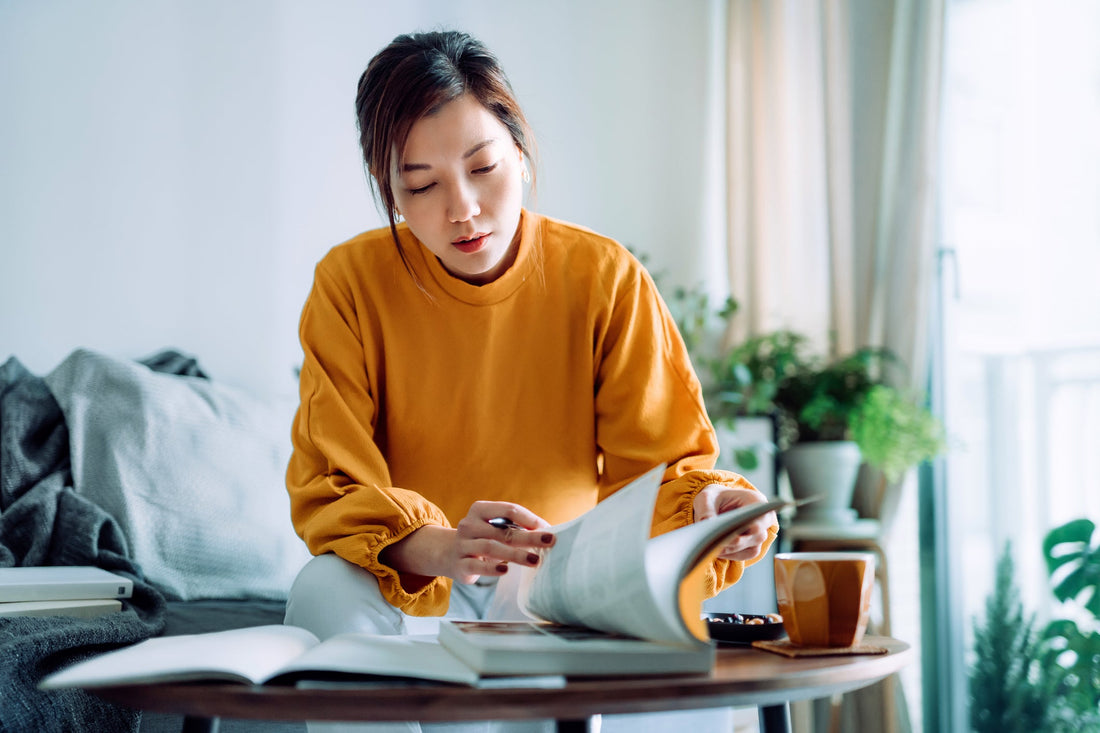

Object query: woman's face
[391,94,525,285]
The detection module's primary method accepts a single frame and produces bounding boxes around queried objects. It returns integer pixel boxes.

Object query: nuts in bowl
[703,612,786,643]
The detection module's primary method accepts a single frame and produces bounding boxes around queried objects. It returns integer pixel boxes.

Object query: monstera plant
[1037,518,1100,722]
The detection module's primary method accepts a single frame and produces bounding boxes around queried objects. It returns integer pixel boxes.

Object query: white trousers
[283,554,551,733]
[284,554,733,733]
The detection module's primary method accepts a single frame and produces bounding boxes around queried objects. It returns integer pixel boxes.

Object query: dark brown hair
[355,31,537,261]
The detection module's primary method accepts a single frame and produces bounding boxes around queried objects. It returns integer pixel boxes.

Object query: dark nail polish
[527,553,539,565]
[496,563,508,573]
[541,533,554,544]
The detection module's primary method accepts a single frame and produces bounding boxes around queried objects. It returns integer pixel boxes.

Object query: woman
[284,29,776,659]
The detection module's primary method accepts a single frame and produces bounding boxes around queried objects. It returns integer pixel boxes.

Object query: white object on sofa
[45,348,312,601]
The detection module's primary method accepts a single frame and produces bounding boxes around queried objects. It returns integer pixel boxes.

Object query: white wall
[0,0,725,395]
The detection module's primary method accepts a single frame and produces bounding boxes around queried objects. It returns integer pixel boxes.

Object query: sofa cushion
[45,348,311,601]
[162,599,289,636]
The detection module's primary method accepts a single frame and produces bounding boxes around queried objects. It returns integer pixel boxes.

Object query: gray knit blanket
[0,355,199,733]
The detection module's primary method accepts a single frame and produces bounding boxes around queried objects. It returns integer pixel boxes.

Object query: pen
[487,517,522,530]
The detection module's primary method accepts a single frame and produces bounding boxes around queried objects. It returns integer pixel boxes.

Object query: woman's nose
[447,182,480,223]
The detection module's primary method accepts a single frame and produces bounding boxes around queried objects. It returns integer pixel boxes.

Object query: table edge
[90,636,914,723]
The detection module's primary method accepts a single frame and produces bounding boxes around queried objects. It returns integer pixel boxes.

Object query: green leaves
[708,329,806,422]
[969,544,1049,733]
[970,522,1100,731]
[1037,618,1100,716]
[1035,518,1100,722]
[1043,518,1100,618]
[850,385,947,483]
[1031,518,1100,728]
[732,448,759,471]
[636,250,946,480]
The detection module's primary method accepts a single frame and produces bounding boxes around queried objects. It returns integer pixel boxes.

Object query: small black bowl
[703,612,786,644]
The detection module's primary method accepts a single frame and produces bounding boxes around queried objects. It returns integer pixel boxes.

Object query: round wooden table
[93,635,912,733]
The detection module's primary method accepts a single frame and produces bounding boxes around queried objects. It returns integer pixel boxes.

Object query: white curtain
[725,0,944,386]
[724,1,945,731]
[725,0,945,541]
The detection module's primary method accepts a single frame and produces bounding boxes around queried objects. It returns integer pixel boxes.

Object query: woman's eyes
[407,162,499,195]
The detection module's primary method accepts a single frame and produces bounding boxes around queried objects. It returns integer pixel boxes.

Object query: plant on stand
[710,331,946,526]
[635,250,945,523]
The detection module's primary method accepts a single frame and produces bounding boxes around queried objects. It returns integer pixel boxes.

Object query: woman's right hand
[379,501,556,584]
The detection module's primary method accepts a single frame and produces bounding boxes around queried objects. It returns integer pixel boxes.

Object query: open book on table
[39,625,523,689]
[41,465,786,688]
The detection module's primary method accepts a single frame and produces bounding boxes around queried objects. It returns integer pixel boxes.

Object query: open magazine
[437,464,787,673]
[524,463,783,645]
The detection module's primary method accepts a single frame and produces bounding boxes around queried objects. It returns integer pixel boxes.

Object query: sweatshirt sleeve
[286,261,452,616]
[592,259,778,598]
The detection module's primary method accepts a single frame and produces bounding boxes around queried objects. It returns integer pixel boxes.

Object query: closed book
[0,598,123,619]
[0,566,133,602]
[438,620,715,677]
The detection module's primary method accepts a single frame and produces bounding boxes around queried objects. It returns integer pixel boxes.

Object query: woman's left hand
[692,484,777,562]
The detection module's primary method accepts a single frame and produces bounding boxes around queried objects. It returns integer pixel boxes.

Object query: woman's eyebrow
[462,138,497,159]
[401,138,498,172]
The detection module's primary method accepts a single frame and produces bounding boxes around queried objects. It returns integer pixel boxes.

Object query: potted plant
[710,331,946,525]
[634,252,944,523]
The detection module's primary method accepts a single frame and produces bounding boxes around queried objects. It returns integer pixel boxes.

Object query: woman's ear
[517,146,529,183]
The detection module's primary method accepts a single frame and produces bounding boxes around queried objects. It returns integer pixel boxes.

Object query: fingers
[715,514,775,562]
[464,537,546,568]
[494,523,556,550]
[452,502,556,581]
[472,501,552,532]
[453,542,546,584]
[718,545,765,562]
[460,548,546,577]
[693,484,766,524]
[693,488,719,523]
[463,501,556,549]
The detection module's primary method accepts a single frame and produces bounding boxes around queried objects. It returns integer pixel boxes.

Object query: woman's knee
[284,553,405,638]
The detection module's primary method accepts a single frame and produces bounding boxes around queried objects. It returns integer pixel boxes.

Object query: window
[935,0,1100,729]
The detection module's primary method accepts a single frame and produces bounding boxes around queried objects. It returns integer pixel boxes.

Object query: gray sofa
[0,348,310,732]
[53,349,312,732]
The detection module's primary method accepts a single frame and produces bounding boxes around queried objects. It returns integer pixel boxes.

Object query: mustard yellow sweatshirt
[287,210,776,615]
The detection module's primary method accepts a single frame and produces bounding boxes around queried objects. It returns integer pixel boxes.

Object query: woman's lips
[452,233,490,254]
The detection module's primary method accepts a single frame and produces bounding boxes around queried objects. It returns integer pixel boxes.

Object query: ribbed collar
[401,210,541,306]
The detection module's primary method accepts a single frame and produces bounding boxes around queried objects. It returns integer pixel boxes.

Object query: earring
[521,167,531,184]
[393,208,403,222]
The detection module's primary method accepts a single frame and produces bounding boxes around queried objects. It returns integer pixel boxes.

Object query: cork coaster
[751,639,889,658]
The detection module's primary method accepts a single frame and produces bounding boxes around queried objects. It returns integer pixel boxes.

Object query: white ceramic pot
[781,441,862,525]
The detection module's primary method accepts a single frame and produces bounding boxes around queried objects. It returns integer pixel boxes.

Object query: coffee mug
[774,551,875,647]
